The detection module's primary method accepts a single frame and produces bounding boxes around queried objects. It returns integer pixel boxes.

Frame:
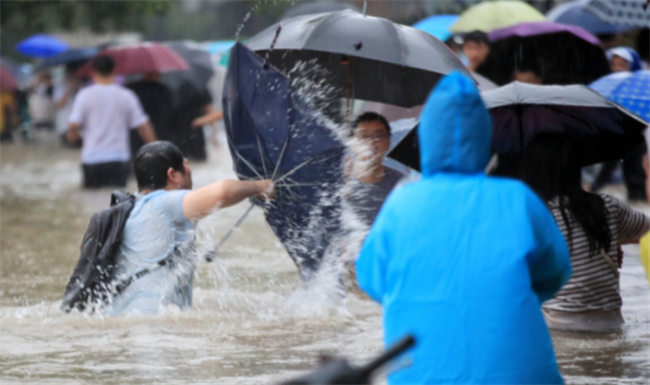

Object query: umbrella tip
[363,0,367,16]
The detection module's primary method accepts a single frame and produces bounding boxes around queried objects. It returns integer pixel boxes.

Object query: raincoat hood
[418,71,492,177]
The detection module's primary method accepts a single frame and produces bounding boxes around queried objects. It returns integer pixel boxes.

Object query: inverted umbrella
[412,14,459,42]
[0,64,18,91]
[590,70,650,122]
[16,34,68,58]
[546,0,632,35]
[247,10,472,108]
[477,21,610,85]
[78,43,189,77]
[388,82,647,170]
[484,82,647,166]
[450,0,546,33]
[223,43,345,280]
[585,0,650,28]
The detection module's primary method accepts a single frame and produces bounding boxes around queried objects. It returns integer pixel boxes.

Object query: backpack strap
[600,248,620,278]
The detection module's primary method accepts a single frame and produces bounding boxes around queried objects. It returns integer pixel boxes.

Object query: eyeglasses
[355,133,389,141]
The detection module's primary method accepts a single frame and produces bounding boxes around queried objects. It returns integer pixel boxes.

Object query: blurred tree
[1,0,172,60]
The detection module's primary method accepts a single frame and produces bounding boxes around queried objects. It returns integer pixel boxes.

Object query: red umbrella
[0,64,18,91]
[78,43,189,77]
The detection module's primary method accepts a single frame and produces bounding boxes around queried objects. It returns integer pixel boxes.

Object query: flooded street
[1,132,649,384]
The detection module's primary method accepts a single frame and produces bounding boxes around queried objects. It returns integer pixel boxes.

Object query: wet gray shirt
[346,167,405,228]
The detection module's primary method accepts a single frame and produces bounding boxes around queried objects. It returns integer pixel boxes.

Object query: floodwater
[1,132,649,384]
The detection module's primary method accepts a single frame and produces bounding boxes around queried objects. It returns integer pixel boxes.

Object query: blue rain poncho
[356,72,572,385]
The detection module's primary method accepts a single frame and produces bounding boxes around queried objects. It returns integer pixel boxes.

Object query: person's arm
[613,196,650,244]
[192,110,223,128]
[182,179,273,221]
[67,122,81,143]
[525,188,572,303]
[137,121,157,143]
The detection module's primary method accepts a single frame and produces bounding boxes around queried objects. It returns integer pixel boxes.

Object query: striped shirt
[543,194,649,312]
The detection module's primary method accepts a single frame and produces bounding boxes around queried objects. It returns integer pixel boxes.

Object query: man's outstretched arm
[182,179,273,221]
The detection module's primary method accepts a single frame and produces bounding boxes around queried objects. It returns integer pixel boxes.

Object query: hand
[257,179,275,201]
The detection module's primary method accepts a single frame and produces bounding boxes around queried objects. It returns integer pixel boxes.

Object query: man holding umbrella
[67,55,156,188]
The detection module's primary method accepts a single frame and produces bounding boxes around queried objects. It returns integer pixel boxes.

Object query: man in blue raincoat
[356,72,572,385]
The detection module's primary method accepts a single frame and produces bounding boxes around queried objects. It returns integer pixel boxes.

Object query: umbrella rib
[225,132,265,180]
[255,133,269,178]
[273,157,315,184]
[271,131,291,181]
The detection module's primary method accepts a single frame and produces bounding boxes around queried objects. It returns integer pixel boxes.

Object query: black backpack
[61,191,136,312]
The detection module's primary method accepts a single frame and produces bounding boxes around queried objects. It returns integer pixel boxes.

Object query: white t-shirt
[69,83,149,164]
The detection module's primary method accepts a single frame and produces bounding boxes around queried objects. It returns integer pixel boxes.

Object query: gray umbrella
[247,10,472,108]
[161,41,214,105]
[282,1,359,19]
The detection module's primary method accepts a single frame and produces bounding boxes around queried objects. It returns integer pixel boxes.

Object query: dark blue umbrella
[223,43,345,280]
[16,34,68,58]
[546,0,632,35]
[36,46,99,71]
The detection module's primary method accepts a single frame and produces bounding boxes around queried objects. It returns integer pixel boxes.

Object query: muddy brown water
[1,133,648,384]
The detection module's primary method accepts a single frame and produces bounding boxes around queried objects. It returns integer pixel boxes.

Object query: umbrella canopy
[36,46,100,71]
[0,64,18,91]
[412,14,459,42]
[282,1,359,19]
[223,43,345,280]
[16,34,68,58]
[161,41,214,107]
[546,0,632,35]
[484,82,647,166]
[450,0,546,33]
[585,0,650,28]
[247,10,472,108]
[388,82,647,170]
[477,21,610,85]
[78,43,189,77]
[590,70,650,122]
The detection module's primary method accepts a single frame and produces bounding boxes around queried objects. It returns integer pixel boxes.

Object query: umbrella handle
[205,203,256,262]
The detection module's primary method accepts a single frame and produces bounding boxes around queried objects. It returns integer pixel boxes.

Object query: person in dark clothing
[173,82,212,161]
[126,72,174,158]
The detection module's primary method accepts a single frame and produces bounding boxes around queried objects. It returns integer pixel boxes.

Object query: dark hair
[353,112,391,136]
[134,141,185,191]
[463,30,490,46]
[91,55,115,77]
[517,134,611,254]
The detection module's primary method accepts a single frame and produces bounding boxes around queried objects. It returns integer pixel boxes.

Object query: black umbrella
[484,82,647,166]
[477,21,611,86]
[161,41,215,107]
[387,82,647,171]
[223,43,345,280]
[247,10,472,108]
[282,1,359,20]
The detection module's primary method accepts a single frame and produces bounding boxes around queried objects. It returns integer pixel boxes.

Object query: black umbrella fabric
[162,41,214,107]
[223,43,345,280]
[247,10,472,108]
[477,23,610,86]
[484,82,647,166]
[387,82,647,171]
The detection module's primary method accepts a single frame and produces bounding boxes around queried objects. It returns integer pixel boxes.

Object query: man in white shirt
[67,55,156,188]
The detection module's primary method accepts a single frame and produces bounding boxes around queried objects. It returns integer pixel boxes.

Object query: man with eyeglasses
[344,113,406,246]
